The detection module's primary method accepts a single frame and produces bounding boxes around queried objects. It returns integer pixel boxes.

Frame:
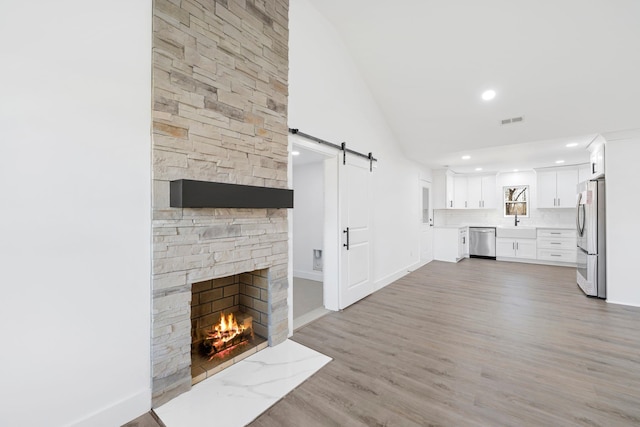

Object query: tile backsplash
[434,207,575,229]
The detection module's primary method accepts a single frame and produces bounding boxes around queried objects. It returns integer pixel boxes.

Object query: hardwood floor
[250,259,640,427]
[122,411,165,427]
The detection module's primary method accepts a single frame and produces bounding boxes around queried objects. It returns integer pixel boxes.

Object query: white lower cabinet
[434,227,468,262]
[496,228,577,265]
[458,228,468,259]
[496,238,537,259]
[536,228,577,263]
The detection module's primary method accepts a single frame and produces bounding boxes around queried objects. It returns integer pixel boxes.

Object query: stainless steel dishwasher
[469,227,496,259]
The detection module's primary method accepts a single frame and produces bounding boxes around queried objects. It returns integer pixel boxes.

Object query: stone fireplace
[151,0,290,407]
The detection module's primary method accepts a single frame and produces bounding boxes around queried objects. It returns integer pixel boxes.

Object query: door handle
[343,227,350,250]
[576,192,582,234]
[579,204,586,236]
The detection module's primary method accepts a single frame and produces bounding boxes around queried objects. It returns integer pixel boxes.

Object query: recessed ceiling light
[475,167,483,171]
[555,160,565,164]
[513,169,519,172]
[462,155,471,160]
[292,151,300,156]
[481,89,496,101]
[566,143,578,148]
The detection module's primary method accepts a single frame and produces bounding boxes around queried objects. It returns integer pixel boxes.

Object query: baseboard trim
[293,306,332,330]
[408,258,432,272]
[70,388,151,427]
[496,257,576,268]
[605,299,640,308]
[293,270,323,281]
[374,266,411,291]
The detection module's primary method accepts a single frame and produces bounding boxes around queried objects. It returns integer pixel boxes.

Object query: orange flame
[206,312,246,345]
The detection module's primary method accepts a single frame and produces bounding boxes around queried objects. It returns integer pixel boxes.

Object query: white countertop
[434,224,575,230]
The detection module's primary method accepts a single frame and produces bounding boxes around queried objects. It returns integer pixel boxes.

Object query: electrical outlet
[313,249,323,271]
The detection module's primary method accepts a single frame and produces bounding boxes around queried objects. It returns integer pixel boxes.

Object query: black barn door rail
[289,128,377,170]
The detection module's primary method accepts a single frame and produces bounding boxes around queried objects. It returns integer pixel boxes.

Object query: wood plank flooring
[249,259,640,427]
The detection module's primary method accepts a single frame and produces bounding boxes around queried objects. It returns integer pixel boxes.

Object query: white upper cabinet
[481,174,498,209]
[445,170,455,209]
[451,173,498,209]
[537,170,557,208]
[453,175,468,208]
[433,169,456,209]
[434,170,497,209]
[555,169,578,208]
[467,174,497,209]
[467,176,482,208]
[536,167,578,208]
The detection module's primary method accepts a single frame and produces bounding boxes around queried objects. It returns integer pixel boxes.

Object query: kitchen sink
[496,226,537,239]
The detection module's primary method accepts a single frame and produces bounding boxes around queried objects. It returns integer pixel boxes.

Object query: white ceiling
[305,0,640,173]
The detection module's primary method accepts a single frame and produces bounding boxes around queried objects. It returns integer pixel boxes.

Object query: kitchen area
[431,138,606,298]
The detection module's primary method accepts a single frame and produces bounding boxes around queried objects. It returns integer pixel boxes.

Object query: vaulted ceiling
[306,0,640,172]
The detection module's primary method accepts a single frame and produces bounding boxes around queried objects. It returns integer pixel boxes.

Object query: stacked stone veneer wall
[151,0,289,407]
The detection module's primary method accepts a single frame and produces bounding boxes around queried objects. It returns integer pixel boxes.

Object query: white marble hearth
[155,340,332,427]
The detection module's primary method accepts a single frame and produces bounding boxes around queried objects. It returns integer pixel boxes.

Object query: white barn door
[339,155,374,309]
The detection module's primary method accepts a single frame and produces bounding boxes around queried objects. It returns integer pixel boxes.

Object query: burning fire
[207,312,246,343]
[204,312,251,359]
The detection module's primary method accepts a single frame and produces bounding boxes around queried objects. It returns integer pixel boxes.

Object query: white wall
[604,132,640,306]
[293,162,325,280]
[0,1,152,426]
[289,0,431,292]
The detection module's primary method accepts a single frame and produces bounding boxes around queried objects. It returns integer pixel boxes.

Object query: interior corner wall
[604,137,640,306]
[293,162,325,280]
[289,0,432,290]
[0,1,152,426]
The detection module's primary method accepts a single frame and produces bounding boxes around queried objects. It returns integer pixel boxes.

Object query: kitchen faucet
[514,212,520,226]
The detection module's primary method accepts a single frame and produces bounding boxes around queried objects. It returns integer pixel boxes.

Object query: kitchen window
[503,185,529,217]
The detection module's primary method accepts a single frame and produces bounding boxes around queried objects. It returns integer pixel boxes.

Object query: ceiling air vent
[501,116,524,125]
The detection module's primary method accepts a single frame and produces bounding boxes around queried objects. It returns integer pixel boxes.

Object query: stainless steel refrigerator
[576,178,606,298]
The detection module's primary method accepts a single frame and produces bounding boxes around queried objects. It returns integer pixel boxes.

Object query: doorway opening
[420,179,434,264]
[292,144,332,329]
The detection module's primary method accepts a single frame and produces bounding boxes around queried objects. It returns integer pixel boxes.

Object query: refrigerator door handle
[576,192,581,234]
[576,192,586,236]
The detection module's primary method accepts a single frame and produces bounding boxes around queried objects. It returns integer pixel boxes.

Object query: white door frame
[419,179,434,265]
[288,135,340,336]
[288,134,377,329]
